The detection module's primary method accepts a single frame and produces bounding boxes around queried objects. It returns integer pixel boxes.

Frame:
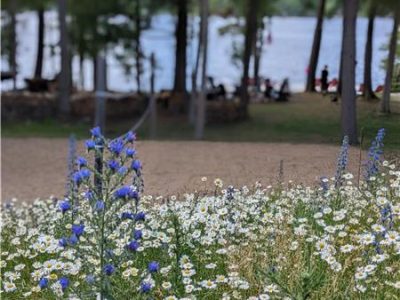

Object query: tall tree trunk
[363,4,376,100]
[337,14,345,95]
[381,11,399,114]
[240,0,259,115]
[57,0,70,115]
[253,22,263,92]
[189,12,204,124]
[135,0,142,93]
[93,54,97,91]
[79,52,85,89]
[9,0,17,90]
[173,0,187,94]
[92,51,107,91]
[195,0,208,139]
[69,52,74,91]
[341,0,358,144]
[103,49,108,91]
[95,53,106,130]
[34,8,45,78]
[305,0,326,92]
[149,53,157,138]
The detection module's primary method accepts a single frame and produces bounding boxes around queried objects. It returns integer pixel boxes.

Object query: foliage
[0,10,13,66]
[68,0,128,58]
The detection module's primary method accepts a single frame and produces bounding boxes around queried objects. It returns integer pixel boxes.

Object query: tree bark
[363,4,377,100]
[341,0,358,144]
[337,14,345,96]
[240,0,259,115]
[92,51,107,91]
[9,0,17,90]
[57,0,70,115]
[95,53,106,130]
[189,11,203,124]
[305,0,326,92]
[34,8,45,78]
[79,52,85,89]
[135,0,142,93]
[253,22,263,92]
[381,10,399,114]
[149,53,157,138]
[173,0,187,94]
[93,54,97,91]
[195,0,208,139]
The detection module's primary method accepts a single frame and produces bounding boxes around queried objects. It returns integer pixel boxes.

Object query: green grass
[2,118,90,138]
[2,93,400,150]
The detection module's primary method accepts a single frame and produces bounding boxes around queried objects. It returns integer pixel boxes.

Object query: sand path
[2,138,363,201]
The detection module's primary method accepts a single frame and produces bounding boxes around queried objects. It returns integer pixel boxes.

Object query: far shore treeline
[1,0,399,142]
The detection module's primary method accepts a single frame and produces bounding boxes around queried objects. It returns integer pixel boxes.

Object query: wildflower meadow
[1,128,400,300]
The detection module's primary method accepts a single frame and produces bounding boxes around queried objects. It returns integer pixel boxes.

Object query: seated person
[264,78,273,100]
[206,78,227,101]
[216,84,226,99]
[277,78,290,102]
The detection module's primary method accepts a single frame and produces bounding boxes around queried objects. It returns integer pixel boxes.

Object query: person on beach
[321,65,329,95]
[264,78,273,100]
[277,78,290,102]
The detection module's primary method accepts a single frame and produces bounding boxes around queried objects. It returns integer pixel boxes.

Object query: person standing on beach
[321,65,329,95]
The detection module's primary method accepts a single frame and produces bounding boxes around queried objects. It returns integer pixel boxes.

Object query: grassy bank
[2,93,400,149]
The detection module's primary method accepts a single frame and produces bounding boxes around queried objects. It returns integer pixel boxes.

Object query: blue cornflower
[59,237,68,247]
[72,171,83,185]
[125,148,136,157]
[85,139,96,151]
[59,277,69,290]
[148,261,159,273]
[76,156,87,168]
[71,224,85,237]
[135,211,146,221]
[109,138,124,156]
[114,186,132,199]
[129,190,139,200]
[72,169,91,186]
[95,200,105,211]
[69,234,78,245]
[84,190,94,201]
[118,166,128,175]
[133,229,143,240]
[125,131,136,142]
[364,128,385,181]
[103,264,115,276]
[80,169,91,180]
[127,240,140,251]
[140,282,152,293]
[107,160,120,172]
[39,278,48,289]
[90,127,102,138]
[131,159,142,171]
[59,201,71,213]
[121,211,134,219]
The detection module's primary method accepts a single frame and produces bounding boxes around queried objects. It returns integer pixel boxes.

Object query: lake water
[1,12,393,92]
